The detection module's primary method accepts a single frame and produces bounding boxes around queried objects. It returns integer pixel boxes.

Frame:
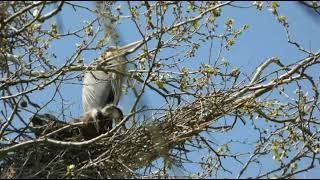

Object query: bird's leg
[91,109,102,133]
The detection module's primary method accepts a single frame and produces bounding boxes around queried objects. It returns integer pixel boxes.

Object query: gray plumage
[82,40,143,113]
[82,50,126,113]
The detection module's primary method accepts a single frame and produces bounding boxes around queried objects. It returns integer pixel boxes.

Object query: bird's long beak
[116,39,144,54]
[103,38,149,62]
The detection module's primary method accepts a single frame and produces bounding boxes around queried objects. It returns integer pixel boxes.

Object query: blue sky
[17,1,320,178]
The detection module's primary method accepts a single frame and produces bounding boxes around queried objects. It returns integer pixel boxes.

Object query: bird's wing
[82,71,114,113]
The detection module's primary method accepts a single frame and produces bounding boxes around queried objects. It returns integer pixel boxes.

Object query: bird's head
[100,104,123,120]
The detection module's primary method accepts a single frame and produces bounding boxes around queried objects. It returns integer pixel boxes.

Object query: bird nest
[0,107,171,178]
[0,94,229,178]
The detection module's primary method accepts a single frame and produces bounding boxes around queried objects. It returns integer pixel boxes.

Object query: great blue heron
[82,40,142,132]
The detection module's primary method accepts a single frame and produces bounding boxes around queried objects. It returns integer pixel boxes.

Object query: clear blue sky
[25,1,320,178]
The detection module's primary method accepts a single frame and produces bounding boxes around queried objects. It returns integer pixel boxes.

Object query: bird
[82,47,127,113]
[82,40,143,133]
[79,104,123,139]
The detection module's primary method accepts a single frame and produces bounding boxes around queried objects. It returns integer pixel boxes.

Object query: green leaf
[226,18,234,31]
[272,2,279,9]
[180,78,188,91]
[222,58,230,66]
[212,8,221,17]
[204,64,219,75]
[226,39,235,50]
[50,23,60,39]
[65,164,75,177]
[84,24,94,36]
[271,2,279,15]
[181,67,189,74]
[139,58,146,70]
[193,19,201,29]
[231,68,240,77]
[253,1,264,10]
[156,80,165,89]
[278,15,289,27]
